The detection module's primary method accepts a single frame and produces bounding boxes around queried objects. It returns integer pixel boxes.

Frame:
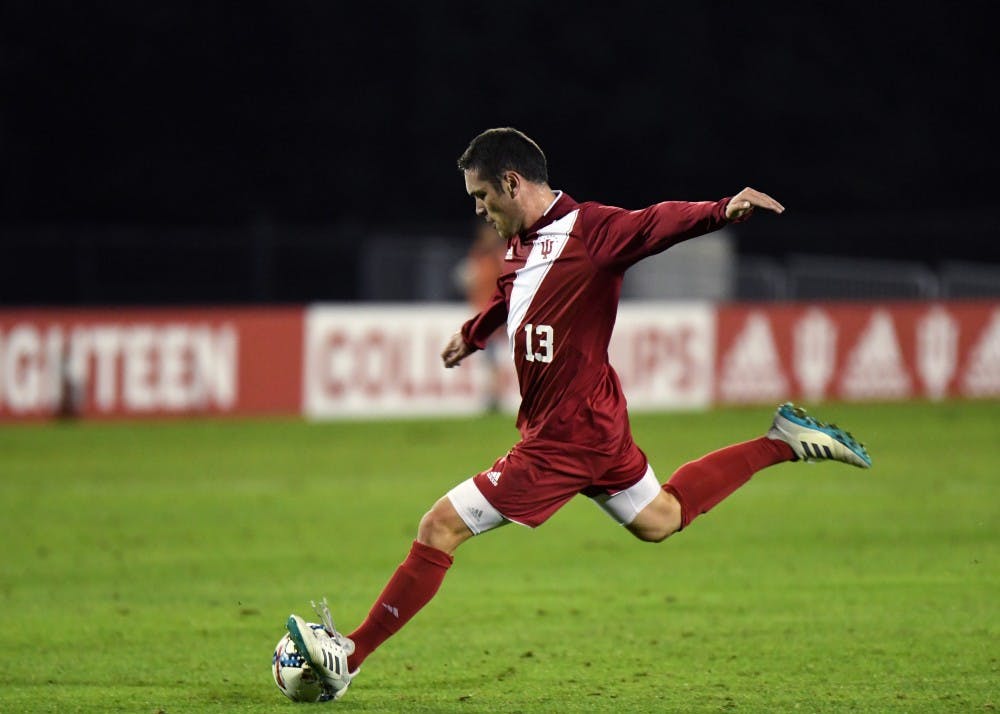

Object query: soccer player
[287,128,872,700]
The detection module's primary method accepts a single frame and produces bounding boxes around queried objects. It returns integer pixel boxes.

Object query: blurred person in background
[452,222,509,412]
[288,127,872,700]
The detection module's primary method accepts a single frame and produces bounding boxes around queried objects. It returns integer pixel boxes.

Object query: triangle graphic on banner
[841,310,911,399]
[719,312,787,402]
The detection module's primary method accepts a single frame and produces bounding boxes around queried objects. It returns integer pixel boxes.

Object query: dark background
[1,2,997,304]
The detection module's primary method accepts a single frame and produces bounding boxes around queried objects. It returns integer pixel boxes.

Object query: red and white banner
[301,302,715,418]
[607,302,715,410]
[714,301,1000,404]
[1,300,996,421]
[0,308,302,419]
[302,305,481,418]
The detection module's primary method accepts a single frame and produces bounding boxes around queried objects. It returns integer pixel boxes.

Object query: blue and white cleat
[286,598,357,701]
[767,402,872,468]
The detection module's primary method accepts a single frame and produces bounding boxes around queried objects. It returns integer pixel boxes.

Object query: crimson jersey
[461,192,733,446]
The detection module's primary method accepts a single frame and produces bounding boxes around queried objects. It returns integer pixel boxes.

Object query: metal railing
[736,255,999,301]
[1,226,997,305]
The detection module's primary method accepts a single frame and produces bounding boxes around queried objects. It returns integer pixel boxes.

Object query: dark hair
[457,127,548,188]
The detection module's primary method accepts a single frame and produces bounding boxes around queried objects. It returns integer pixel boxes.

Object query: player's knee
[630,521,675,543]
[417,497,470,554]
[416,505,449,546]
[626,491,682,543]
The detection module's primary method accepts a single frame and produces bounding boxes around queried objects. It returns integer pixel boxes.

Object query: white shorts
[447,463,660,535]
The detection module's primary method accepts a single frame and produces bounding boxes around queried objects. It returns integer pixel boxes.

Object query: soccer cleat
[286,598,357,700]
[767,402,872,468]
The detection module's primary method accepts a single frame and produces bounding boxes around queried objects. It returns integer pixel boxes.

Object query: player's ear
[503,172,519,198]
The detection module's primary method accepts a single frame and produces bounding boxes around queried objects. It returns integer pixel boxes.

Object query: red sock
[347,540,453,670]
[663,436,794,530]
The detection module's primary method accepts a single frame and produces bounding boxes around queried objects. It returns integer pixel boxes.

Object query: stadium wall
[0,301,997,421]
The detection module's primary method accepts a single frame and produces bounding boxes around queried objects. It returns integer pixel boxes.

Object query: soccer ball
[271,628,332,702]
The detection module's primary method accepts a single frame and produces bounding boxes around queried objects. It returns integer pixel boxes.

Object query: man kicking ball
[286,128,871,700]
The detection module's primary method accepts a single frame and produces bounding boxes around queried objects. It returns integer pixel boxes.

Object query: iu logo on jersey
[540,239,554,259]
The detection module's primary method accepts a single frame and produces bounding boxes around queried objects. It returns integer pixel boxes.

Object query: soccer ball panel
[272,631,328,702]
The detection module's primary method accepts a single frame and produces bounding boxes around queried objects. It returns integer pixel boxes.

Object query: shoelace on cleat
[311,597,337,638]
[311,597,353,651]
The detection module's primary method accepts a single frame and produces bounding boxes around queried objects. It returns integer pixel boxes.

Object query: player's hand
[441,332,474,368]
[725,187,785,220]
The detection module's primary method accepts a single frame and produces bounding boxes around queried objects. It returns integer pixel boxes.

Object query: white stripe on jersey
[506,209,580,357]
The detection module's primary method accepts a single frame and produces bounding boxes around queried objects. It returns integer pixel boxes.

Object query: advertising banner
[2,300,995,421]
[608,302,715,410]
[714,301,1000,404]
[302,302,715,418]
[0,308,302,419]
[303,305,485,418]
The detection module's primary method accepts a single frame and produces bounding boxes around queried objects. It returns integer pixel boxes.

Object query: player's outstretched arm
[725,187,785,221]
[441,332,474,368]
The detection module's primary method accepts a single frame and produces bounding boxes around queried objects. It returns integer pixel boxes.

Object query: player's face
[464,169,522,240]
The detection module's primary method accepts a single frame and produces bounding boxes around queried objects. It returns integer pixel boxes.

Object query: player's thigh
[588,463,658,524]
[443,475,511,538]
[450,444,586,533]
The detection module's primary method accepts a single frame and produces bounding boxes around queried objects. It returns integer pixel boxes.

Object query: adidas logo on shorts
[486,470,502,486]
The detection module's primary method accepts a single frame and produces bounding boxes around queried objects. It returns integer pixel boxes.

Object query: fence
[2,226,998,305]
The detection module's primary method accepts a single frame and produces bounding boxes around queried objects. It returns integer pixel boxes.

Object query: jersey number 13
[524,323,554,363]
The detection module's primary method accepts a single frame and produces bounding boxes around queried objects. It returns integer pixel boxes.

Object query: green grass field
[1,401,997,713]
